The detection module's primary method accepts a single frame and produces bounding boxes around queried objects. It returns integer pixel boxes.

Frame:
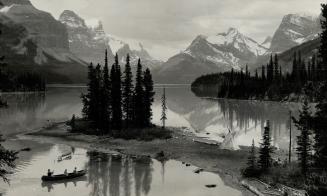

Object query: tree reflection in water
[87,152,153,196]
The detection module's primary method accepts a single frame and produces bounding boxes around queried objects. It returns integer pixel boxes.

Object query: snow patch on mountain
[261,36,272,49]
[270,13,321,52]
[207,28,267,56]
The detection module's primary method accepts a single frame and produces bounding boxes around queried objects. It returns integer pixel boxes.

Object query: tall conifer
[134,59,145,127]
[143,68,155,127]
[122,54,134,127]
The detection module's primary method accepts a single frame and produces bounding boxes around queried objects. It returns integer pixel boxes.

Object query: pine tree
[311,55,316,82]
[312,83,327,169]
[319,3,327,78]
[258,121,274,170]
[101,49,111,133]
[230,68,234,85]
[293,99,312,175]
[161,87,167,128]
[81,63,97,122]
[94,63,103,130]
[292,52,298,81]
[267,55,274,82]
[243,139,258,176]
[70,114,76,132]
[143,68,155,127]
[134,59,145,127]
[274,54,279,82]
[122,54,134,127]
[261,65,266,81]
[0,135,18,183]
[245,65,249,78]
[111,54,122,130]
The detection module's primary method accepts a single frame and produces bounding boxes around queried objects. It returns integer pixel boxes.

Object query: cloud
[30,0,325,60]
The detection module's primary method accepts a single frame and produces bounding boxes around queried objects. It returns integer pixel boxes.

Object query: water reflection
[86,152,153,196]
[1,138,242,196]
[152,86,301,150]
[0,86,301,150]
[0,88,83,137]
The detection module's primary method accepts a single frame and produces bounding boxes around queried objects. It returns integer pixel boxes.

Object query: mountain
[277,38,320,73]
[59,10,114,65]
[269,13,320,53]
[261,36,272,49]
[0,0,87,83]
[154,28,268,84]
[59,10,162,70]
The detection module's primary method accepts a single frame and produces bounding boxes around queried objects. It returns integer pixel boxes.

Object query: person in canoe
[73,167,77,173]
[47,169,54,177]
[64,169,68,176]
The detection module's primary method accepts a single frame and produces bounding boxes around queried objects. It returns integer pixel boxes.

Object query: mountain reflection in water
[0,86,302,150]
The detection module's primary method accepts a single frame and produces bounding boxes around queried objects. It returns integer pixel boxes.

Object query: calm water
[0,86,301,149]
[0,139,241,196]
[0,86,303,195]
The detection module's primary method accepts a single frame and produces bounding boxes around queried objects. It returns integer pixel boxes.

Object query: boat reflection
[41,176,87,192]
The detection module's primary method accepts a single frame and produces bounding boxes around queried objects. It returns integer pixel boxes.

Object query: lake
[0,86,302,195]
[0,138,242,196]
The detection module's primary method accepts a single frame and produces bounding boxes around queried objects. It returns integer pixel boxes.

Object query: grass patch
[67,119,172,141]
[243,163,327,196]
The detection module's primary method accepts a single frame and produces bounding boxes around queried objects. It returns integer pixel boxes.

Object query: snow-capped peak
[59,10,86,29]
[206,27,267,56]
[282,13,318,26]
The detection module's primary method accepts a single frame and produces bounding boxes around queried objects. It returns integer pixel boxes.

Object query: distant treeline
[80,51,155,135]
[192,53,326,101]
[0,69,46,92]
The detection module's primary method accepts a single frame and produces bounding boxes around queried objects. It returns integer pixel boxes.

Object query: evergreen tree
[143,68,155,127]
[161,87,167,128]
[101,49,111,133]
[267,55,274,82]
[94,64,103,130]
[319,3,327,78]
[293,99,312,175]
[134,59,145,127]
[292,52,298,81]
[245,65,249,78]
[312,83,327,169]
[111,54,122,130]
[261,65,266,81]
[0,135,18,183]
[243,139,258,177]
[81,63,97,122]
[70,114,76,132]
[311,55,316,82]
[230,68,234,85]
[122,54,134,127]
[274,54,279,83]
[258,121,274,170]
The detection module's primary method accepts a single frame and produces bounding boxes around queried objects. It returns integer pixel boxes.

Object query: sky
[30,0,325,61]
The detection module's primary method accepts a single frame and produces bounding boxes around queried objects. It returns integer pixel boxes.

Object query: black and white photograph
[0,0,327,195]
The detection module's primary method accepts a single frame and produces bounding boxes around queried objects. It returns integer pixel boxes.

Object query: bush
[113,127,172,141]
[242,167,262,178]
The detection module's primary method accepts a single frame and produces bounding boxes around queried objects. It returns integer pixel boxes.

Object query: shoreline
[23,122,255,195]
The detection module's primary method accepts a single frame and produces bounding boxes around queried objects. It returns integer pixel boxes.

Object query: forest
[192,52,325,101]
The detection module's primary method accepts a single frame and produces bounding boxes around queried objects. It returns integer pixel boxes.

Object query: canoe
[41,170,86,181]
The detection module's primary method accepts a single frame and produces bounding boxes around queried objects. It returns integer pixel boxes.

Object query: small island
[66,51,171,140]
